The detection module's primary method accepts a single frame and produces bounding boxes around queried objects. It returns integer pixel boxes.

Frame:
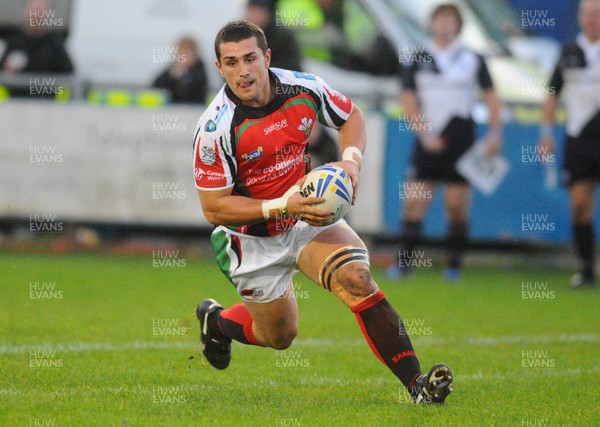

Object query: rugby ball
[301,165,353,225]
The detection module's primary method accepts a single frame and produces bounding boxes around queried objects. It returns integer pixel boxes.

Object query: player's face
[580,0,600,41]
[216,37,271,107]
[431,13,460,44]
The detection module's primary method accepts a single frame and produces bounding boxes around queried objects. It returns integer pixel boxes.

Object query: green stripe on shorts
[210,229,235,285]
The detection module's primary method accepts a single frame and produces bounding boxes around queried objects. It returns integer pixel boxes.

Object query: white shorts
[210,219,346,303]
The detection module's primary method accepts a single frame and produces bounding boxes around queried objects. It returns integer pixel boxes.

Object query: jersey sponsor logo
[292,71,316,80]
[195,167,225,181]
[323,86,352,114]
[298,117,313,138]
[215,104,228,124]
[200,144,216,165]
[241,146,264,162]
[205,120,217,132]
[205,104,230,132]
[264,119,288,136]
[244,153,304,187]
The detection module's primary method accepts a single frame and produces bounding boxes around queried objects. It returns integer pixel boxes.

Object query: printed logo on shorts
[241,289,264,297]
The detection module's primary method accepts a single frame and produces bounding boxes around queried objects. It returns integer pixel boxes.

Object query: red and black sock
[352,291,422,390]
[208,304,261,346]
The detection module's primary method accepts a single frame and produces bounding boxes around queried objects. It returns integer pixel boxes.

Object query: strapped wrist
[261,185,301,220]
[342,146,363,170]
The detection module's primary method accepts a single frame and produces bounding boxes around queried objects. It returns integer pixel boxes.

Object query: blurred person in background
[275,0,398,75]
[247,0,302,71]
[539,0,600,289]
[275,0,356,70]
[389,3,502,282]
[0,0,73,74]
[152,37,208,104]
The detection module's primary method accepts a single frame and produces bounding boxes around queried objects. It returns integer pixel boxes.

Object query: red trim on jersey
[323,86,353,115]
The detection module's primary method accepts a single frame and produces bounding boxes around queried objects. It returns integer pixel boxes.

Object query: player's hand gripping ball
[301,165,354,225]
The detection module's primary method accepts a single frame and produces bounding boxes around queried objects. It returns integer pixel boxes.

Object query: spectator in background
[152,37,208,104]
[0,0,73,74]
[539,0,600,289]
[389,4,502,282]
[246,0,302,71]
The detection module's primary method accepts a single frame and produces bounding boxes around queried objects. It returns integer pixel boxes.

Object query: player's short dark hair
[214,20,268,60]
[430,3,463,33]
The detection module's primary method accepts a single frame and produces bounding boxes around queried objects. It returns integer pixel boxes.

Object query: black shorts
[408,117,475,184]
[562,135,600,186]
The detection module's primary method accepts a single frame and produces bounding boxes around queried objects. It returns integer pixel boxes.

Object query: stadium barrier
[2,98,596,243]
[0,100,384,232]
[383,119,599,243]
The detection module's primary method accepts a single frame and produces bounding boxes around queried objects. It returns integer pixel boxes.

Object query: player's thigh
[402,180,436,221]
[569,179,595,223]
[444,183,471,221]
[244,282,298,336]
[297,222,377,299]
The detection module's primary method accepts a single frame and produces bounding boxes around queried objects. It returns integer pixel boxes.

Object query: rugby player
[539,0,600,288]
[193,21,453,404]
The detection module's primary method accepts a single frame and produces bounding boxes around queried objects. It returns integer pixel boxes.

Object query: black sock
[573,223,595,278]
[447,222,468,269]
[352,291,422,390]
[399,220,423,268]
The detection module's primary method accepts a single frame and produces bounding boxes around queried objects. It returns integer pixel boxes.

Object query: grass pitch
[1,251,598,426]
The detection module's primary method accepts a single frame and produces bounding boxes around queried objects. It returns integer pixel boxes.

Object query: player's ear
[264,48,271,69]
[215,59,224,77]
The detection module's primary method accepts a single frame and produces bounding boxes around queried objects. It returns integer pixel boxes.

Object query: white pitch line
[1,367,598,397]
[0,334,598,354]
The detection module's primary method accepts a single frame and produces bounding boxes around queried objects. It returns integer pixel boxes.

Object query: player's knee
[446,205,466,223]
[268,327,297,350]
[572,200,592,223]
[336,262,378,298]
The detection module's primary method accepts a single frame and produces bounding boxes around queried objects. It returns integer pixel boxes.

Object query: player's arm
[483,88,502,156]
[539,94,559,156]
[477,55,502,156]
[335,106,366,205]
[538,49,563,157]
[197,186,330,227]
